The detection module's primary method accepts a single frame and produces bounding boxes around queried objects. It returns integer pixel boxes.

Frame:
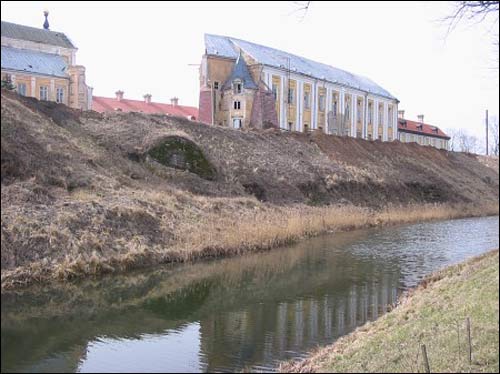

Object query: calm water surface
[1,216,499,373]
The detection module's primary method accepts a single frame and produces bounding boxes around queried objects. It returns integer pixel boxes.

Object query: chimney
[115,90,124,101]
[43,10,50,30]
[143,94,152,104]
[398,110,405,119]
[417,114,424,124]
[170,97,179,106]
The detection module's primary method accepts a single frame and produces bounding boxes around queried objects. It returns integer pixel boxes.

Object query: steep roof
[1,46,68,78]
[222,52,258,90]
[205,34,397,100]
[1,21,76,49]
[398,118,450,140]
[92,96,199,119]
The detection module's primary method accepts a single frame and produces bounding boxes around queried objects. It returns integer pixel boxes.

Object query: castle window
[357,102,362,123]
[233,100,241,110]
[319,94,325,111]
[333,100,338,117]
[304,92,310,109]
[213,81,219,90]
[39,86,49,101]
[17,83,27,96]
[272,84,278,101]
[287,88,295,104]
[56,87,64,103]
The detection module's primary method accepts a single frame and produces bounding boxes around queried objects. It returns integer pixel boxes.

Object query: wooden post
[421,344,431,373]
[466,317,472,364]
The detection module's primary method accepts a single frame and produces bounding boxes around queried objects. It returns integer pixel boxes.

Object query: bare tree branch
[443,1,500,37]
[290,1,312,22]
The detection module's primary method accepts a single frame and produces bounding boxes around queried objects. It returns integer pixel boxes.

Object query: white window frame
[288,87,295,105]
[304,91,310,109]
[17,82,27,96]
[39,86,49,101]
[272,84,278,101]
[56,87,64,103]
[319,94,325,112]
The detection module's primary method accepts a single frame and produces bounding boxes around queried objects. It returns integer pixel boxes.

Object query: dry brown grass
[2,201,497,290]
[1,90,499,290]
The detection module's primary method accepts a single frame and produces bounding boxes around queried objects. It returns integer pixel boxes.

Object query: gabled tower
[220,51,258,129]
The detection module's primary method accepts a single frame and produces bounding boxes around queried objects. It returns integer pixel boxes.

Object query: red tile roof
[398,118,450,140]
[91,96,198,120]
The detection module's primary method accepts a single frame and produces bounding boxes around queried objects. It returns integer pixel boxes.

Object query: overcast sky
[2,1,499,138]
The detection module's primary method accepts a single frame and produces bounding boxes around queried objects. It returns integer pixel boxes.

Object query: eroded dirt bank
[1,90,498,289]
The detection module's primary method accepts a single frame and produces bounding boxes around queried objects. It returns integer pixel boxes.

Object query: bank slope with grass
[281,249,500,373]
[1,90,499,289]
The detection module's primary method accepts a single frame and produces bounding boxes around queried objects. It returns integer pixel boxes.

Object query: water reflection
[1,216,498,373]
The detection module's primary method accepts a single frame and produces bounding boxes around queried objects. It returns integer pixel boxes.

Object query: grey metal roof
[205,34,397,100]
[222,52,258,90]
[1,47,69,78]
[1,21,75,49]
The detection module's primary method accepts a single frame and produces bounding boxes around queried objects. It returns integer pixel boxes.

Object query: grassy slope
[1,90,499,288]
[281,249,500,373]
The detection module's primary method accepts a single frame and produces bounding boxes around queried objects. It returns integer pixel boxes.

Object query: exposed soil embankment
[1,90,499,288]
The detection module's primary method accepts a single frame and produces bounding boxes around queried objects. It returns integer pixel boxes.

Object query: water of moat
[1,215,499,373]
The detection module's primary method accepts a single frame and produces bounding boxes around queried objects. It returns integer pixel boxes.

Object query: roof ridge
[1,20,67,37]
[205,34,396,99]
[1,20,75,49]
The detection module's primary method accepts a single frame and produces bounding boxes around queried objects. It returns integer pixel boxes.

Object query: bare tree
[291,1,312,21]
[448,128,482,153]
[489,116,499,155]
[443,1,500,68]
[447,128,460,151]
[457,129,480,153]
[444,1,499,33]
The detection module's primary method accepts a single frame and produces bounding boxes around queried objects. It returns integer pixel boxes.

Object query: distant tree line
[447,116,499,155]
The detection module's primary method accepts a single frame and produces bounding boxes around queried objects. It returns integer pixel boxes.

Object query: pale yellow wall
[378,103,384,139]
[367,99,374,139]
[317,87,326,131]
[14,75,32,96]
[207,56,234,88]
[287,79,297,128]
[331,91,339,116]
[387,104,395,140]
[303,83,312,129]
[399,131,449,150]
[272,75,281,124]
[356,97,363,136]
[345,94,352,135]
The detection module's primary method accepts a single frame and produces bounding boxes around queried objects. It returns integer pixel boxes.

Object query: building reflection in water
[3,216,498,373]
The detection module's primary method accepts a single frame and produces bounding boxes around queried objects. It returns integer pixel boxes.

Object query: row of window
[271,85,393,127]
[400,133,447,148]
[15,83,65,103]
